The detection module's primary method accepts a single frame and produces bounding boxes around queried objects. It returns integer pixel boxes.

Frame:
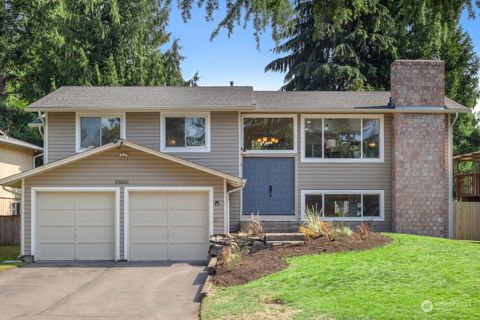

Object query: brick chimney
[391,59,449,238]
[391,59,445,108]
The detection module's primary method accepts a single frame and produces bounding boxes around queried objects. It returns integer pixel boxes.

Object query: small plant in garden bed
[241,213,264,237]
[358,221,373,240]
[220,243,250,272]
[299,206,334,240]
[333,222,353,238]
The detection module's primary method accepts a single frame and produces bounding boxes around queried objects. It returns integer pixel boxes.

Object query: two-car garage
[0,141,245,263]
[33,188,211,262]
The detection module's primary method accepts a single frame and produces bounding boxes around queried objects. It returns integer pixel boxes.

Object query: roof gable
[0,140,244,188]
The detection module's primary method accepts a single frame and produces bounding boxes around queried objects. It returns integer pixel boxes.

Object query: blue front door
[242,158,294,215]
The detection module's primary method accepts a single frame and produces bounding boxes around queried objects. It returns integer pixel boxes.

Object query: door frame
[31,187,121,261]
[123,186,214,261]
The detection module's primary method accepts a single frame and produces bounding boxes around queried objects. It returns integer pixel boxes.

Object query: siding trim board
[30,187,121,261]
[123,186,214,261]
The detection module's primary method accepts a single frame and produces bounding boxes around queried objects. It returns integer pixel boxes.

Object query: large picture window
[242,115,296,153]
[302,190,384,221]
[301,115,383,162]
[161,113,210,152]
[76,114,124,152]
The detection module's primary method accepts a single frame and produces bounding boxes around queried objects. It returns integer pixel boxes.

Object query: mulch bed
[214,232,391,286]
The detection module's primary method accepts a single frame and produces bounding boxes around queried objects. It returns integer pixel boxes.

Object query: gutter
[448,112,459,239]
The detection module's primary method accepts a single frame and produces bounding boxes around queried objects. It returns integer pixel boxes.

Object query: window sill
[240,215,298,222]
[300,157,384,163]
[300,217,384,222]
[160,147,211,153]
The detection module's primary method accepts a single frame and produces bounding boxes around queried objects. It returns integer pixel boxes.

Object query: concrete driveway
[0,262,207,320]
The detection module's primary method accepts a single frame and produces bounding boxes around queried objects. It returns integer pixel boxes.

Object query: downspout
[33,153,43,168]
[226,180,247,234]
[449,112,459,239]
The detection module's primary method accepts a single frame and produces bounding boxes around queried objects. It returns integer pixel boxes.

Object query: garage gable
[0,140,244,188]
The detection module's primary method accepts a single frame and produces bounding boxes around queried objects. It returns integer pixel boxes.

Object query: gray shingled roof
[26,86,468,112]
[27,86,256,110]
[0,131,43,152]
[253,91,392,110]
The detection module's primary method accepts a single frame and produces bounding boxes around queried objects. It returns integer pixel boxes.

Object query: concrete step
[268,240,305,246]
[265,233,305,242]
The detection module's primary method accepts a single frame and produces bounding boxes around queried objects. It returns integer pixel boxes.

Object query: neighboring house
[0,130,43,216]
[0,59,469,262]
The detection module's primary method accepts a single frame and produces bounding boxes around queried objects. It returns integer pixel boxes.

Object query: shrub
[333,223,353,238]
[220,243,250,272]
[241,213,264,237]
[358,221,373,240]
[299,206,333,240]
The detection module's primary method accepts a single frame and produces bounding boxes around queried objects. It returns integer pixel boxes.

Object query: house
[0,130,43,216]
[0,59,469,262]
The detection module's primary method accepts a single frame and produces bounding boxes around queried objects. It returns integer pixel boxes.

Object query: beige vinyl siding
[47,112,76,163]
[297,114,393,231]
[23,146,225,258]
[0,144,34,215]
[126,112,160,150]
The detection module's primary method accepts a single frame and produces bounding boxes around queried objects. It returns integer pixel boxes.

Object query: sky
[167,4,480,102]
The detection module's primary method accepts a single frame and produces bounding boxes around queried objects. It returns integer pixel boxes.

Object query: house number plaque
[115,180,129,185]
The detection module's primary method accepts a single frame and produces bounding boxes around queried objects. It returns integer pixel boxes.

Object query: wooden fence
[454,201,480,240]
[0,215,20,244]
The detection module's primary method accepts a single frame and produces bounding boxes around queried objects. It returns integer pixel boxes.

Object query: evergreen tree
[0,0,186,144]
[265,0,396,91]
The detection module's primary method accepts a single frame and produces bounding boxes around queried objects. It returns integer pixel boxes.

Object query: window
[302,190,384,221]
[301,115,383,162]
[11,202,20,215]
[76,114,124,152]
[242,115,296,153]
[161,113,210,152]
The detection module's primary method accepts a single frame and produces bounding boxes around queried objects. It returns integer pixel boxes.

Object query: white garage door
[128,191,209,261]
[36,192,115,260]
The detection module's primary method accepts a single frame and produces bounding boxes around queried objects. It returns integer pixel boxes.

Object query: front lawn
[202,234,480,319]
[0,244,20,272]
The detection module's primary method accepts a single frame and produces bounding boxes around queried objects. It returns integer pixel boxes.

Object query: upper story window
[301,115,383,162]
[160,113,210,152]
[76,114,125,152]
[242,114,297,153]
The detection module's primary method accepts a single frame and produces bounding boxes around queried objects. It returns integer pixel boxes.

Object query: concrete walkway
[0,262,207,320]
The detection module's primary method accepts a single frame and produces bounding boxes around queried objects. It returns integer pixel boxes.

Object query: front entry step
[240,221,301,233]
[265,233,305,242]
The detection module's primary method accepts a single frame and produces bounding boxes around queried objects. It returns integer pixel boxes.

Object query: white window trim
[75,113,126,153]
[160,112,211,153]
[241,113,298,154]
[123,186,214,261]
[300,114,384,163]
[300,190,385,222]
[31,187,121,261]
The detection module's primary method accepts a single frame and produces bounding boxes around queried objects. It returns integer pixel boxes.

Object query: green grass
[0,244,20,272]
[202,234,480,320]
